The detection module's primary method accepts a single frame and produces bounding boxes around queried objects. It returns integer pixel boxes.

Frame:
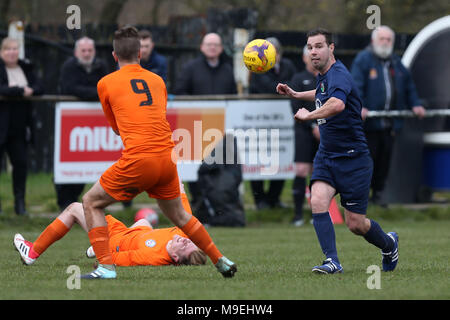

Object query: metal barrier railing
[367,109,450,118]
[1,94,448,175]
[1,94,449,119]
[0,94,286,102]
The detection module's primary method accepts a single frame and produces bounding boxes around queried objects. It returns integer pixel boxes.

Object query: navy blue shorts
[310,150,373,214]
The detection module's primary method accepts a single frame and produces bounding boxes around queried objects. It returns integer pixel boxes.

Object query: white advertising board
[54,99,295,183]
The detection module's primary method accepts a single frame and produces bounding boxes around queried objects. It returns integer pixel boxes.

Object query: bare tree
[99,0,128,24]
[0,0,12,25]
[151,0,164,25]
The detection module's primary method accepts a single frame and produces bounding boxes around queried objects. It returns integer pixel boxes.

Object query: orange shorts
[100,152,180,201]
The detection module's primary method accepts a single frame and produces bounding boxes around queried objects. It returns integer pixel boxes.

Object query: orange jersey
[106,215,187,266]
[97,64,174,157]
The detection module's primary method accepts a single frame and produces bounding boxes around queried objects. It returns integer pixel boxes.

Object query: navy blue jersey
[315,60,368,157]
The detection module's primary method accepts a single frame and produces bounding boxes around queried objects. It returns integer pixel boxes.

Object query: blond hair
[1,37,19,51]
[180,249,207,266]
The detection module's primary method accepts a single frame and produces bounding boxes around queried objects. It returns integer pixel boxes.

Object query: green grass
[1,221,449,300]
[0,173,449,300]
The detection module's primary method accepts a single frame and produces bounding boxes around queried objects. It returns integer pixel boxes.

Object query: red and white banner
[54,102,123,183]
[54,100,295,184]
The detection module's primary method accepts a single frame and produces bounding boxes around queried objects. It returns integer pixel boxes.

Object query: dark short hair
[307,28,334,46]
[138,29,153,40]
[113,25,140,61]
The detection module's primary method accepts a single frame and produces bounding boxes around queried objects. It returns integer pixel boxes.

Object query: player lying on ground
[14,189,207,267]
[79,26,235,279]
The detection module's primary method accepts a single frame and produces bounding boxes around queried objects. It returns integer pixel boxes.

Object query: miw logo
[70,126,123,152]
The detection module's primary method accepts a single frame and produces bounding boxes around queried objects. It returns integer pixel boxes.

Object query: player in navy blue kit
[277,29,399,274]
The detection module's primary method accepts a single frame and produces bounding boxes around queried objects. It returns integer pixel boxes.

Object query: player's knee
[66,202,82,214]
[81,193,89,205]
[64,202,84,223]
[81,193,94,210]
[345,216,366,235]
[310,194,328,212]
[347,223,364,235]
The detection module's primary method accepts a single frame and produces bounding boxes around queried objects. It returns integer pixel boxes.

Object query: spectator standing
[249,37,296,210]
[0,37,43,215]
[351,25,425,205]
[289,45,319,226]
[173,33,237,205]
[138,29,168,82]
[173,33,237,95]
[54,37,108,211]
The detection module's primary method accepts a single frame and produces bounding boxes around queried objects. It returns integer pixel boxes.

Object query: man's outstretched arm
[276,83,316,102]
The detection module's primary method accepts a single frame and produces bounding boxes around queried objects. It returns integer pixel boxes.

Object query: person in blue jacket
[351,25,425,205]
[138,29,168,83]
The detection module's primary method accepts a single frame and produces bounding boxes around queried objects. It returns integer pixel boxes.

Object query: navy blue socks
[313,214,394,264]
[312,212,340,263]
[363,219,394,252]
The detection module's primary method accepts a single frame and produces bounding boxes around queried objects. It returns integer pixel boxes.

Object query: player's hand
[412,106,426,119]
[276,83,294,97]
[294,108,311,122]
[361,107,369,121]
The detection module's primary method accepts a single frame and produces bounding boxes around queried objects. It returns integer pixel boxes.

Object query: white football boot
[13,233,37,265]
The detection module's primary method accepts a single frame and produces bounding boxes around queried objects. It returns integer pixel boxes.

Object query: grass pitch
[0,173,449,300]
[1,220,449,300]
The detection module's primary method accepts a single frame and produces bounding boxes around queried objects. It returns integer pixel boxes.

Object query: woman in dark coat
[0,37,43,215]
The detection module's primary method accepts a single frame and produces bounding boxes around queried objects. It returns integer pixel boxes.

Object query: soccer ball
[243,39,276,74]
[134,208,159,227]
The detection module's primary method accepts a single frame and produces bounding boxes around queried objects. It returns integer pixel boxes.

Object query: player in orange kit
[13,181,207,267]
[17,26,235,279]
[83,26,235,279]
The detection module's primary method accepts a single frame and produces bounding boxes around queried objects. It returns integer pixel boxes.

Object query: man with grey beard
[351,25,425,206]
[55,37,109,211]
[59,37,108,100]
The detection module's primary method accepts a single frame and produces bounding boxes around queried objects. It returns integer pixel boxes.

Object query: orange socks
[181,216,222,264]
[180,193,192,215]
[31,218,70,257]
[180,193,222,263]
[88,226,114,265]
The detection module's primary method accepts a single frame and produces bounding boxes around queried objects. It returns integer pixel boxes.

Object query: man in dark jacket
[249,37,296,210]
[138,29,167,82]
[351,25,425,204]
[173,33,237,96]
[59,37,108,100]
[55,37,108,211]
[173,33,237,206]
[0,37,43,215]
